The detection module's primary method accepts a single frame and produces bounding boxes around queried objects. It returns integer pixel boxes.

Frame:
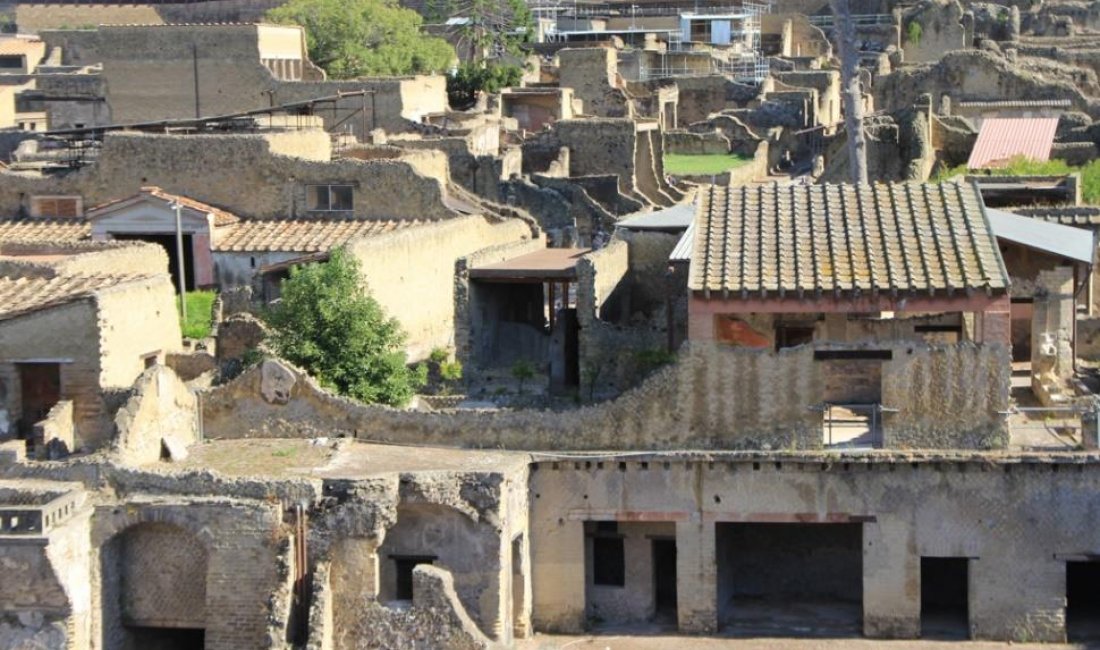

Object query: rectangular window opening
[592,536,625,587]
[307,184,354,212]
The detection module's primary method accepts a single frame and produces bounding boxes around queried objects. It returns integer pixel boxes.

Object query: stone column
[676,518,717,633]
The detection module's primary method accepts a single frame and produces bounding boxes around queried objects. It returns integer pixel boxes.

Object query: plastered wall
[530,455,1100,641]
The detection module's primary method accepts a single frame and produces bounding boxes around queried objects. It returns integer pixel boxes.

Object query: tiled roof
[967,118,1058,169]
[0,218,90,243]
[214,219,419,252]
[688,182,1009,297]
[89,187,240,226]
[0,273,149,322]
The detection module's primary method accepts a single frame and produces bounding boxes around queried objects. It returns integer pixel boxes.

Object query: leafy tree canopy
[447,61,524,109]
[268,0,455,78]
[424,0,533,58]
[264,248,425,407]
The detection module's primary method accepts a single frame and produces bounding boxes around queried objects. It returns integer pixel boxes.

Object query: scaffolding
[634,1,770,83]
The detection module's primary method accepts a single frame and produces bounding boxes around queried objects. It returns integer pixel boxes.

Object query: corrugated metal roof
[687,181,1009,296]
[986,208,1095,264]
[967,118,1058,169]
[957,99,1072,109]
[669,221,695,262]
[617,201,694,231]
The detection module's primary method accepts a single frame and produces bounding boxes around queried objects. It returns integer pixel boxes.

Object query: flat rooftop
[172,439,531,478]
[469,247,591,281]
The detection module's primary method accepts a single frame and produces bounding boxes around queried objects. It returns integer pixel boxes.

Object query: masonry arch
[377,502,504,638]
[99,521,209,650]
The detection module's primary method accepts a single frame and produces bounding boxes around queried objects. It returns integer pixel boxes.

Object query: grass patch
[664,153,750,176]
[935,156,1100,204]
[179,290,216,339]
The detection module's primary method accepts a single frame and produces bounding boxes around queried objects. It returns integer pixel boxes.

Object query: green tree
[446,61,524,109]
[264,248,424,406]
[267,0,455,78]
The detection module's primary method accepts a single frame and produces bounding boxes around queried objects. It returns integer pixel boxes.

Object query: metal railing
[1004,404,1092,450]
[807,13,893,28]
[819,402,895,449]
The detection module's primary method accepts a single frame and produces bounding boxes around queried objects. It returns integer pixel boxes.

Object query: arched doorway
[100,522,208,649]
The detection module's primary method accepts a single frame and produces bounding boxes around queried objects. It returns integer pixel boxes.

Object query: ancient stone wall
[339,566,491,650]
[348,216,536,361]
[111,366,198,466]
[874,51,1092,116]
[455,235,548,367]
[91,499,285,649]
[202,338,1009,451]
[557,48,631,119]
[95,276,182,387]
[902,0,969,64]
[0,131,455,222]
[0,299,108,448]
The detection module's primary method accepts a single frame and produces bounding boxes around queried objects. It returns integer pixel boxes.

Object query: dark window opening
[392,555,436,601]
[0,55,22,69]
[921,557,969,639]
[1067,561,1100,641]
[775,325,815,350]
[307,184,354,211]
[592,537,625,587]
[814,349,893,361]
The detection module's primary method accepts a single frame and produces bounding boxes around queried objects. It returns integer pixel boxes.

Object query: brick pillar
[530,519,585,633]
[979,294,1012,348]
[676,518,717,633]
[862,520,919,638]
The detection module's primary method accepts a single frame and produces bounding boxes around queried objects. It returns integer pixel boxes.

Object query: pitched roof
[0,274,151,322]
[688,182,1009,297]
[985,208,1095,265]
[89,187,240,226]
[0,218,90,244]
[617,201,695,231]
[967,118,1058,169]
[213,218,419,252]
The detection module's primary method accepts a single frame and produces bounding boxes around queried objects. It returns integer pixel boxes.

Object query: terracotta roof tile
[688,182,1009,297]
[0,218,90,244]
[214,219,419,252]
[0,273,152,322]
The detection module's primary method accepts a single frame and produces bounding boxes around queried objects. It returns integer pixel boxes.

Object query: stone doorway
[1067,560,1100,641]
[17,362,59,437]
[651,538,677,622]
[716,522,863,637]
[920,557,969,639]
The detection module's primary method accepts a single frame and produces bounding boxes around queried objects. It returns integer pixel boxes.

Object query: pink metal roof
[967,118,1059,169]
